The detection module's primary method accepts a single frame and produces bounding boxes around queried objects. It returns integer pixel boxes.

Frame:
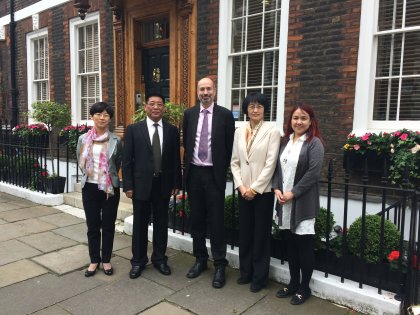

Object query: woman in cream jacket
[230,92,280,292]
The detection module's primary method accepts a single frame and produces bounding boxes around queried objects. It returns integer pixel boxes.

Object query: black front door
[142,46,170,101]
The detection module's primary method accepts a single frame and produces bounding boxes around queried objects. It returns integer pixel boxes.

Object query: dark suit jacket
[183,103,235,191]
[122,119,182,200]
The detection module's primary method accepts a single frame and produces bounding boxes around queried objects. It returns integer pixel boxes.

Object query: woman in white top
[77,102,122,277]
[272,104,324,305]
[231,92,280,292]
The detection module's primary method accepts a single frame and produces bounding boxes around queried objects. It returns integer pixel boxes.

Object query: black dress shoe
[250,283,264,293]
[129,265,144,279]
[212,266,226,288]
[186,261,207,279]
[236,276,251,285]
[276,286,298,298]
[84,263,99,277]
[154,263,171,276]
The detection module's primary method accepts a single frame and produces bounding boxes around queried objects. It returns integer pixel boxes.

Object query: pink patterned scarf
[79,128,114,196]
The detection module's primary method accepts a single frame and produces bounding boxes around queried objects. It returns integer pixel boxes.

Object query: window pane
[402,31,420,75]
[247,53,263,86]
[264,51,276,85]
[232,55,246,88]
[405,0,420,27]
[376,33,402,77]
[378,0,403,31]
[400,77,420,119]
[373,78,399,120]
[233,0,245,18]
[247,14,262,50]
[263,12,277,48]
[248,0,262,15]
[232,18,245,53]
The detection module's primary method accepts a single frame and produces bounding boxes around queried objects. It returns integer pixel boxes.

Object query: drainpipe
[9,0,18,127]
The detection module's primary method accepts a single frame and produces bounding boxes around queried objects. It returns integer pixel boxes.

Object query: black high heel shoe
[103,263,113,276]
[84,263,99,277]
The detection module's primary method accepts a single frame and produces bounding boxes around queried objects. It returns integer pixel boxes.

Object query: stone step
[63,190,133,221]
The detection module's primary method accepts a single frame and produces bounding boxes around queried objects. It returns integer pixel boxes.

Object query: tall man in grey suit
[183,77,235,288]
[123,93,181,279]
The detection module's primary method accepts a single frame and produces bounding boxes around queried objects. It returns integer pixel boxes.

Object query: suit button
[246,161,249,165]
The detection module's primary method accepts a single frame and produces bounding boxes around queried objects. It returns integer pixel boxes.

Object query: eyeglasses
[93,113,110,119]
[248,104,264,110]
[147,102,164,108]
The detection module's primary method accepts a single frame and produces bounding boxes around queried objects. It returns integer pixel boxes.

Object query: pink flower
[361,133,371,141]
[353,144,360,151]
[367,141,372,145]
[394,131,401,137]
[400,133,408,141]
[347,133,355,138]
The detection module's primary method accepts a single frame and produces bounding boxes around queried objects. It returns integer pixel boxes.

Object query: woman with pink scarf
[77,102,122,277]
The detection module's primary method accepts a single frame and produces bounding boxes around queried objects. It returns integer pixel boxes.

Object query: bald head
[197,77,216,108]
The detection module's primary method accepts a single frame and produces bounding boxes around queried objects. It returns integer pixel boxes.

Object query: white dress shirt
[146,117,163,154]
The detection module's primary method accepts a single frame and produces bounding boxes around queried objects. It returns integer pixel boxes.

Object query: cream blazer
[231,123,281,194]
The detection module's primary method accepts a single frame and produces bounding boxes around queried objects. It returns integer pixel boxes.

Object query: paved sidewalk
[0,192,360,315]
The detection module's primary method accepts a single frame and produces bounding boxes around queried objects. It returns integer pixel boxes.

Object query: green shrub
[224,193,239,229]
[315,207,336,250]
[347,214,400,264]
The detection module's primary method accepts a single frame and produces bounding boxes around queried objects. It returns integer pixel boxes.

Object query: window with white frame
[27,29,49,105]
[373,0,420,122]
[70,13,101,123]
[230,0,281,121]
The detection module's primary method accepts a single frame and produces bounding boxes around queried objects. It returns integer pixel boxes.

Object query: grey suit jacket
[76,132,122,188]
[272,136,324,232]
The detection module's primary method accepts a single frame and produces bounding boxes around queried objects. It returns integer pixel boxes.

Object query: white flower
[410,144,420,154]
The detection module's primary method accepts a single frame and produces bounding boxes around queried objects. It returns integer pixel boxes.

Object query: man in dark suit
[122,93,181,279]
[183,77,235,288]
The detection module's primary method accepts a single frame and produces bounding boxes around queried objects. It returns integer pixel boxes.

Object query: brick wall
[1,0,115,124]
[285,0,361,174]
[196,0,219,86]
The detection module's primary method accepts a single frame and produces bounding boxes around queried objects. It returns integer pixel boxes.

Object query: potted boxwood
[30,101,71,194]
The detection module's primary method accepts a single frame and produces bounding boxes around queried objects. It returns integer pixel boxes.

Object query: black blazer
[122,119,182,200]
[183,103,235,191]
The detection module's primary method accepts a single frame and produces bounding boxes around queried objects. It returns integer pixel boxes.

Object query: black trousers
[131,176,169,267]
[285,231,315,294]
[188,165,227,266]
[238,192,274,287]
[82,183,120,263]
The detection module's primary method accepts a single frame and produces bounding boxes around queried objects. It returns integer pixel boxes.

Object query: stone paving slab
[0,218,57,242]
[59,276,174,315]
[0,239,42,266]
[112,233,132,251]
[8,199,38,207]
[32,244,90,274]
[0,259,48,288]
[142,252,201,291]
[31,305,73,315]
[0,218,6,224]
[0,202,23,212]
[167,268,267,315]
[38,212,84,227]
[0,273,104,315]
[53,223,87,243]
[140,301,194,315]
[242,283,356,315]
[114,241,179,261]
[0,205,59,222]
[18,231,77,253]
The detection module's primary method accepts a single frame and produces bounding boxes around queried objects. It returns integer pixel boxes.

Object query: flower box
[343,151,390,174]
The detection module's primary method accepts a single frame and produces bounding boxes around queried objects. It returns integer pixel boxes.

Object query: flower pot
[45,176,66,194]
[343,151,390,174]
